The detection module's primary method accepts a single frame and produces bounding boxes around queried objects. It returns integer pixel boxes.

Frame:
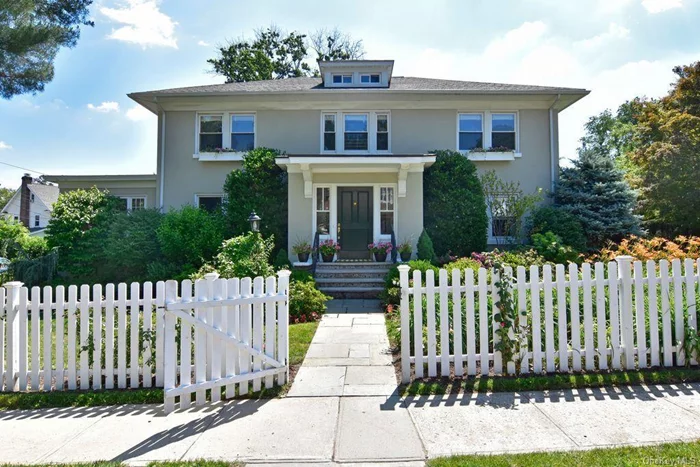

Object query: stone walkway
[3,304,700,465]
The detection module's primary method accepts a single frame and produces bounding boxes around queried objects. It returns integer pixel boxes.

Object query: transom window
[458,114,483,151]
[380,187,395,235]
[323,114,336,151]
[376,114,389,151]
[231,114,255,152]
[197,195,223,212]
[199,115,223,152]
[315,187,330,234]
[344,114,369,151]
[491,113,516,150]
[332,74,352,84]
[360,74,380,84]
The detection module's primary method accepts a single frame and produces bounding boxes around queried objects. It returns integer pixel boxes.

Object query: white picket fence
[0,271,290,402]
[398,256,700,382]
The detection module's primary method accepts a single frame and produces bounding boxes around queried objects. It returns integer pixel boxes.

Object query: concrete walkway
[3,306,700,465]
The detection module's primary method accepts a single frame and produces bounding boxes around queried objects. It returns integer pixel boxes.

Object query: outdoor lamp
[248,211,261,232]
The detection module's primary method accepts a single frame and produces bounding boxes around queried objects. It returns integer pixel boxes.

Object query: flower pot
[322,254,335,263]
[374,252,388,263]
[400,251,411,262]
[297,252,309,263]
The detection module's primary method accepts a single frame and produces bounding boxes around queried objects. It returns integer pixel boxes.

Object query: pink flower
[500,322,506,328]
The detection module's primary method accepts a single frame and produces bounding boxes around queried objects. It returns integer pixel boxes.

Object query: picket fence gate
[0,270,290,413]
[398,256,700,383]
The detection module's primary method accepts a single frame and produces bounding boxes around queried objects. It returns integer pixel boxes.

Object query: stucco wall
[397,172,424,257]
[287,172,313,256]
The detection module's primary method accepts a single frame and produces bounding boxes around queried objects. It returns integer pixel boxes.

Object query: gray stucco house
[127,60,588,264]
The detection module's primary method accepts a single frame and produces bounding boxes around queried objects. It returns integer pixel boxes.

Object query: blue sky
[1,0,698,189]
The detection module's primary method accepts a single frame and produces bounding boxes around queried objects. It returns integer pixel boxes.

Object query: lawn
[0,321,319,410]
[0,462,242,467]
[427,440,700,466]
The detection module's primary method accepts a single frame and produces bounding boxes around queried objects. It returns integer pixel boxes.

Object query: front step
[314,261,393,299]
[317,287,385,300]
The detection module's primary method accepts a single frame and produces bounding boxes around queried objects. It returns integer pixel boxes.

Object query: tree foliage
[214,232,275,279]
[309,27,364,61]
[1,0,93,98]
[104,209,164,283]
[0,184,14,210]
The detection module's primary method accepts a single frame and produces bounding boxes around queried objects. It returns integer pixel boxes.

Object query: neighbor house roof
[28,183,59,210]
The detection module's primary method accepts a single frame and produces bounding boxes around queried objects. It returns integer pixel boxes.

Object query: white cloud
[87,101,120,113]
[197,40,210,47]
[126,105,153,121]
[483,21,548,59]
[0,141,12,150]
[596,0,635,14]
[575,22,630,49]
[642,0,683,13]
[100,0,178,49]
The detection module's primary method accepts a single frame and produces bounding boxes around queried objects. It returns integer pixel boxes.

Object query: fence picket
[634,261,647,369]
[239,277,252,396]
[104,284,115,390]
[439,269,450,376]
[452,269,463,377]
[163,280,177,414]
[210,277,223,402]
[478,268,489,376]
[465,269,476,376]
[413,270,424,379]
[155,281,165,387]
[672,259,685,366]
[180,280,193,409]
[426,270,437,377]
[608,262,621,369]
[555,265,568,372]
[42,286,52,391]
[142,282,153,388]
[55,286,65,390]
[582,264,594,371]
[277,270,291,384]
[252,277,264,393]
[516,267,528,374]
[117,283,128,388]
[688,259,699,365]
[194,279,207,404]
[492,268,502,375]
[226,278,240,397]
[79,284,90,390]
[265,276,277,389]
[18,287,28,391]
[92,284,103,389]
[659,260,673,367]
[67,285,78,390]
[568,263,581,371]
[594,263,608,370]
[543,265,555,373]
[0,288,5,390]
[530,266,542,374]
[647,260,660,367]
[129,282,140,388]
[30,286,40,390]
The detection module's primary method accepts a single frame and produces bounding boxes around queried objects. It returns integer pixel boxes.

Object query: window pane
[370,74,380,83]
[200,116,222,133]
[324,115,335,132]
[492,114,515,132]
[377,133,388,151]
[342,75,352,83]
[381,212,394,235]
[492,132,516,150]
[132,198,145,210]
[198,196,222,212]
[344,115,368,132]
[377,115,388,132]
[459,132,483,150]
[333,75,342,83]
[316,187,329,211]
[231,115,254,133]
[316,212,330,234]
[231,134,255,151]
[117,198,128,211]
[361,75,370,83]
[459,114,482,132]
[200,133,223,151]
[344,133,368,150]
[324,133,336,151]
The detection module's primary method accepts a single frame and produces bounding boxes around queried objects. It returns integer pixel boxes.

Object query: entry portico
[277,155,435,261]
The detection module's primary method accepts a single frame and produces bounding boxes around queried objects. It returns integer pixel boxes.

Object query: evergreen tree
[555,149,641,247]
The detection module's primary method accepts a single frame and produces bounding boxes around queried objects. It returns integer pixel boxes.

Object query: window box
[194,152,245,161]
[467,151,521,161]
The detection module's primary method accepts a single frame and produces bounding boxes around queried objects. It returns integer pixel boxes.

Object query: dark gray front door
[338,187,373,260]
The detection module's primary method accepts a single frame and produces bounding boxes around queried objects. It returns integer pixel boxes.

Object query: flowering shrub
[289,280,330,323]
[318,239,340,256]
[368,242,393,254]
[471,248,548,269]
[594,235,700,262]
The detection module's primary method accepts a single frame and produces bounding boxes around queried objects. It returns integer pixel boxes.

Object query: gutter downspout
[156,99,165,211]
[549,94,562,194]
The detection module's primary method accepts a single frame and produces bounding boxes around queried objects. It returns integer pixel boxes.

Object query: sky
[1,0,698,189]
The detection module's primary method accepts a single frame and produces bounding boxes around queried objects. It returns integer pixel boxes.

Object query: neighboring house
[127,59,589,261]
[1,174,60,236]
[42,174,157,211]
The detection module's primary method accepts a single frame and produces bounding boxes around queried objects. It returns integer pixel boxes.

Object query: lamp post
[248,211,261,233]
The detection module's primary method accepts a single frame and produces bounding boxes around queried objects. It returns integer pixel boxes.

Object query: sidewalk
[2,307,700,465]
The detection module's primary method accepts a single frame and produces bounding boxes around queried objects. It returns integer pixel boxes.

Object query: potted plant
[318,239,340,263]
[368,241,392,263]
[292,240,312,263]
[397,241,412,262]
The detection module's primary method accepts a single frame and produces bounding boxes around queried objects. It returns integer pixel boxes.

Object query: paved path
[3,306,700,465]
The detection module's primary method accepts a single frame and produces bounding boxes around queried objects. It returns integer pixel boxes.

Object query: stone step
[318,286,385,300]
[316,262,394,271]
[314,268,392,277]
[315,278,385,288]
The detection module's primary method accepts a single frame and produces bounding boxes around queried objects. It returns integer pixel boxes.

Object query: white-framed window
[332,74,352,84]
[488,196,516,241]
[491,113,517,150]
[230,114,255,152]
[196,194,223,212]
[30,193,35,203]
[119,196,146,211]
[379,186,395,235]
[315,187,330,234]
[198,114,223,152]
[458,113,483,151]
[360,73,380,84]
[323,114,336,151]
[376,114,389,151]
[344,114,369,151]
[34,215,40,227]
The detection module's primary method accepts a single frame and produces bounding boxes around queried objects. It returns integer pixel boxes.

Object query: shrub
[103,209,163,283]
[529,206,586,251]
[15,235,49,259]
[444,257,481,277]
[290,269,314,283]
[273,249,291,270]
[531,231,581,264]
[215,232,275,279]
[156,205,228,280]
[594,235,700,262]
[416,230,436,263]
[424,150,488,256]
[1,218,48,261]
[472,248,549,269]
[381,259,440,305]
[289,279,330,323]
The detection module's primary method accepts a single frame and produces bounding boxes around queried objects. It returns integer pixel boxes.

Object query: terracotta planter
[297,252,309,263]
[322,254,335,263]
[374,252,388,263]
[400,251,411,262]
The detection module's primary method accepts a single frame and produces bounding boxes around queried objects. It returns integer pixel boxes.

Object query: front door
[338,187,373,260]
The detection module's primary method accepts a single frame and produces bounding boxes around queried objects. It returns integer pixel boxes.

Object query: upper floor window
[491,113,516,150]
[360,74,380,84]
[199,115,223,152]
[376,114,389,151]
[332,74,352,84]
[30,193,35,203]
[231,114,255,152]
[458,114,483,151]
[323,114,336,151]
[344,114,368,151]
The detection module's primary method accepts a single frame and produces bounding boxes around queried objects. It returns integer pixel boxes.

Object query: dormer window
[360,74,380,84]
[332,74,352,84]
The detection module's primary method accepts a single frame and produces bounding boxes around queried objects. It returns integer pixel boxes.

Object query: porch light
[248,211,261,232]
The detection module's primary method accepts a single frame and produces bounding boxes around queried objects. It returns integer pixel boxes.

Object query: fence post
[616,256,635,369]
[163,280,178,414]
[398,265,411,383]
[277,269,291,384]
[3,282,23,391]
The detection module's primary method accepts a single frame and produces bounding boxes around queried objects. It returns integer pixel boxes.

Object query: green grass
[0,461,243,467]
[401,368,700,396]
[0,322,320,410]
[427,440,700,466]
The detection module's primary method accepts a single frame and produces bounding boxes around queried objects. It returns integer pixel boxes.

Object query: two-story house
[127,60,588,265]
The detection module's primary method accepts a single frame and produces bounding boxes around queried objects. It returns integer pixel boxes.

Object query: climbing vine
[492,263,526,373]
